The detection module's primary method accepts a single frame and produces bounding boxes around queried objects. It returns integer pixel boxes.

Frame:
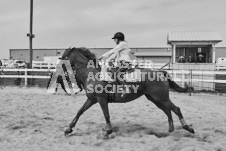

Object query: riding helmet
[112,32,125,41]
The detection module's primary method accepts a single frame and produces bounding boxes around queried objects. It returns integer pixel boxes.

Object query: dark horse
[62,47,195,138]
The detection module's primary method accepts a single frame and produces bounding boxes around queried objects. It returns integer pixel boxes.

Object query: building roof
[10,49,65,51]
[134,52,171,57]
[167,31,222,44]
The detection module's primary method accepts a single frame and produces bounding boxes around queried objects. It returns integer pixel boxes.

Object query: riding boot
[121,81,130,97]
[100,62,114,82]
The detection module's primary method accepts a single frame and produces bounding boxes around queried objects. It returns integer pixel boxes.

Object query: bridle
[61,56,87,75]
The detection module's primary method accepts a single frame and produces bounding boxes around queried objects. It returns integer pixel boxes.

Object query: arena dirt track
[0,87,226,151]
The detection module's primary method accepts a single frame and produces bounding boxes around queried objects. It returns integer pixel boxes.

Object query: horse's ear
[69,46,75,50]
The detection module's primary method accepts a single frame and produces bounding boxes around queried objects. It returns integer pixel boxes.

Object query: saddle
[106,61,141,102]
[107,61,141,83]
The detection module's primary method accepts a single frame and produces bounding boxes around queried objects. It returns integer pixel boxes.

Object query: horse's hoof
[106,130,113,135]
[183,125,195,134]
[168,128,174,133]
[103,134,109,140]
[102,130,112,139]
[64,128,73,136]
[189,128,195,134]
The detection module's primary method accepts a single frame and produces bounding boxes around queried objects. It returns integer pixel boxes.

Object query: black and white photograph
[0,0,226,151]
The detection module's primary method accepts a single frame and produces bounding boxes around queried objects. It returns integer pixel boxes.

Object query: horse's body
[61,47,194,138]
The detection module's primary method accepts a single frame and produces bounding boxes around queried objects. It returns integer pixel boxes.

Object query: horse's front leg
[65,99,96,135]
[98,97,113,139]
[54,83,60,94]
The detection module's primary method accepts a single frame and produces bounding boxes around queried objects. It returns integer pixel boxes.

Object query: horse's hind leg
[145,95,174,133]
[170,102,195,134]
[97,97,113,139]
[64,99,96,135]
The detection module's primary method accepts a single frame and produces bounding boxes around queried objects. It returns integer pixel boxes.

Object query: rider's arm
[101,42,125,58]
[106,53,117,62]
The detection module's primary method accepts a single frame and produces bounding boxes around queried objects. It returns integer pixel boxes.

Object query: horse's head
[60,47,98,70]
[60,47,72,60]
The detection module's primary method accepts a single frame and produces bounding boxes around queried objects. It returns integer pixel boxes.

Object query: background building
[10,46,226,64]
[9,31,225,64]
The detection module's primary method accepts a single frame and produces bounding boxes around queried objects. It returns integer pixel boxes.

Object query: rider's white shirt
[102,41,132,62]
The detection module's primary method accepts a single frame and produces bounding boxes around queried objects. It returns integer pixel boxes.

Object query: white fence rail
[137,62,170,69]
[166,70,226,83]
[216,63,226,70]
[2,61,226,70]
[0,68,226,91]
[165,70,226,91]
[139,62,226,70]
[0,69,54,86]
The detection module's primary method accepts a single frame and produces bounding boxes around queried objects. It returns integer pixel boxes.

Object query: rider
[99,32,133,97]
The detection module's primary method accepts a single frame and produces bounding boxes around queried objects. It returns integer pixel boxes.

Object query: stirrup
[121,91,129,97]
[121,88,130,97]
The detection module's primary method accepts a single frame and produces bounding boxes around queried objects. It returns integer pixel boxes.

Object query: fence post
[181,70,185,88]
[25,69,28,86]
[188,69,192,96]
[0,69,4,88]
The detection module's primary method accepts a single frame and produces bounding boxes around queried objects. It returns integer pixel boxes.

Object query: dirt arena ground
[0,87,226,151]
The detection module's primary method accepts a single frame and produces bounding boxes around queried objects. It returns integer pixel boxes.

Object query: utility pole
[27,0,35,68]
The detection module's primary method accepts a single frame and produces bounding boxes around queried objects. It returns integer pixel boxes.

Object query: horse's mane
[74,47,97,61]
[62,47,97,63]
[61,47,101,71]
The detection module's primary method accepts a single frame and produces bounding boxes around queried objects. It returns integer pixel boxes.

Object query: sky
[0,0,225,59]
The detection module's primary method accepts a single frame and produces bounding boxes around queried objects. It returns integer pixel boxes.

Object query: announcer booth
[167,31,222,91]
[168,31,222,64]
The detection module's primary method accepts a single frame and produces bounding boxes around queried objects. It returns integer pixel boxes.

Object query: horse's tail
[161,70,188,93]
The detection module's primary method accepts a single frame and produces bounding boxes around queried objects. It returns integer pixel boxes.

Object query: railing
[166,70,226,92]
[3,61,225,70]
[139,62,226,70]
[166,70,226,83]
[0,68,226,93]
[137,62,170,69]
[0,68,54,86]
[216,63,226,70]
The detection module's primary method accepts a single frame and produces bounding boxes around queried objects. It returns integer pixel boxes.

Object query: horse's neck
[74,59,100,88]
[76,67,99,87]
